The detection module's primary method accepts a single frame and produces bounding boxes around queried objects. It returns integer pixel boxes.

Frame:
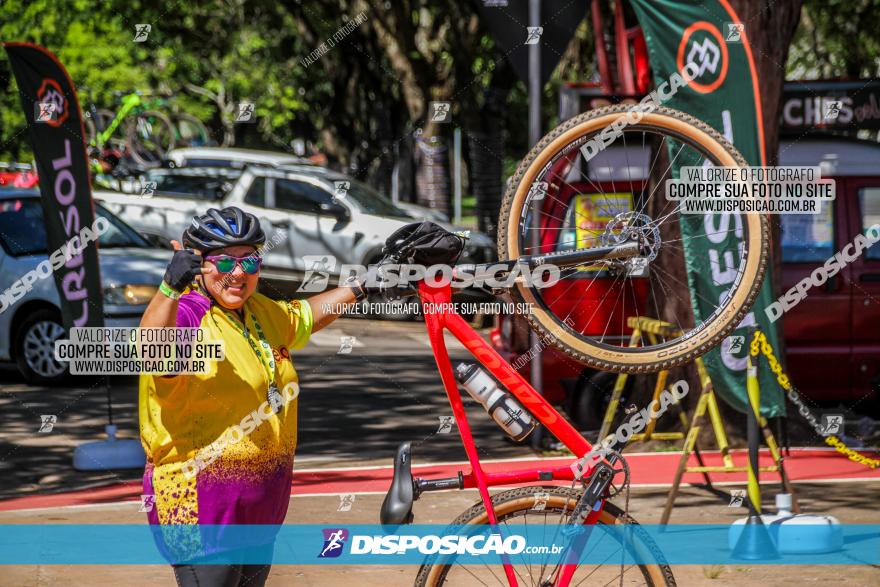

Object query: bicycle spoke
[451,562,495,586]
[501,518,533,585]
[598,271,627,345]
[600,565,639,587]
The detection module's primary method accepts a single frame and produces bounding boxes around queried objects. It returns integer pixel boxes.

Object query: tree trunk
[397,133,416,204]
[414,134,451,215]
[468,81,512,241]
[367,103,395,197]
[730,0,804,350]
[467,126,503,238]
[729,0,803,167]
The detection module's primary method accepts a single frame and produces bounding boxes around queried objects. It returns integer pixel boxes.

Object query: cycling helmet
[182,206,266,252]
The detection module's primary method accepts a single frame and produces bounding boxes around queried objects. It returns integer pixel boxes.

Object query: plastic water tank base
[72,424,146,471]
[728,493,843,554]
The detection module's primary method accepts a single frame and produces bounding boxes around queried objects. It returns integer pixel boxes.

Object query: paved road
[0,318,530,499]
[2,480,878,586]
[3,318,879,585]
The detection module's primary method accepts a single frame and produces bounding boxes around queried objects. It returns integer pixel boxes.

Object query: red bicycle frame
[416,279,607,587]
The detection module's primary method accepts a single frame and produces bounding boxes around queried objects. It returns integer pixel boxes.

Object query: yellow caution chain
[750,331,879,469]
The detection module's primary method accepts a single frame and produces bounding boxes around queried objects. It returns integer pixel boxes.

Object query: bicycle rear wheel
[126,110,176,167]
[84,109,119,147]
[415,486,675,586]
[174,113,210,147]
[498,105,769,373]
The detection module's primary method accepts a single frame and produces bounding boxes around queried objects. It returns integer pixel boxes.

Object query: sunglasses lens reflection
[241,257,261,274]
[214,257,236,273]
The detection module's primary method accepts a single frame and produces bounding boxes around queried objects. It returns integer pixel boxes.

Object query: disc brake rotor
[601,212,661,269]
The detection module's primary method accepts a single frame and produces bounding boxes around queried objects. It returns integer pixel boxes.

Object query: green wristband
[159,281,182,300]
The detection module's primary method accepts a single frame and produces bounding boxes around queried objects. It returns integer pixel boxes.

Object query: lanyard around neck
[227,305,276,386]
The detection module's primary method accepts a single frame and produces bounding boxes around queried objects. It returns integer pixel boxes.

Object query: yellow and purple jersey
[139,290,312,545]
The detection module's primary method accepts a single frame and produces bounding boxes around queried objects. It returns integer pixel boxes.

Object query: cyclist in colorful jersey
[138,206,374,586]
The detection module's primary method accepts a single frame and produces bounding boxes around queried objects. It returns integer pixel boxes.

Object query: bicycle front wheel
[415,486,675,586]
[498,105,769,373]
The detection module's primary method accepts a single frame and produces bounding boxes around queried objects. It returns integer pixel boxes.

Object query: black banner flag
[476,0,588,85]
[3,42,104,329]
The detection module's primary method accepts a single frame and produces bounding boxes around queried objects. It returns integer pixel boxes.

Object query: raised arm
[306,286,359,333]
[140,240,206,328]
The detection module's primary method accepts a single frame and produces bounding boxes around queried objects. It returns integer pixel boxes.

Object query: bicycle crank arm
[565,453,621,530]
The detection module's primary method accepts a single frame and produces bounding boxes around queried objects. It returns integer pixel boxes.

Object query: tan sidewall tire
[498,105,768,373]
[417,488,675,586]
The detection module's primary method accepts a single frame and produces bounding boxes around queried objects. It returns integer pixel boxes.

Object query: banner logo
[35,79,68,127]
[319,528,348,558]
[676,21,729,94]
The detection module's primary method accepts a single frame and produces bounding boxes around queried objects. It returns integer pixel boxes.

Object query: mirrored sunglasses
[205,254,262,275]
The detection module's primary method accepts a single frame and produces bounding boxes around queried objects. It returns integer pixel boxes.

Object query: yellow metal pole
[660,378,711,525]
[598,329,640,442]
[746,353,762,515]
[732,331,779,559]
[641,333,667,439]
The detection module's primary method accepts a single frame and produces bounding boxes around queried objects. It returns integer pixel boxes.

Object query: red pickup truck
[491,136,880,429]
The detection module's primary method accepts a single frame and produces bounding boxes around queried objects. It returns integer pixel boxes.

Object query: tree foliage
[787,0,880,79]
[1,0,874,212]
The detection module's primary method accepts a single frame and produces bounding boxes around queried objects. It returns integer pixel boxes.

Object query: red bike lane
[1,447,876,513]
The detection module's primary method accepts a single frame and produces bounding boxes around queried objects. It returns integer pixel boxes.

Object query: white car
[0,189,167,383]
[164,147,451,223]
[97,165,496,281]
[166,147,313,169]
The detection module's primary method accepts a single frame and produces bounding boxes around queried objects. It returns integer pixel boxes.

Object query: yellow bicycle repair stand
[594,317,799,525]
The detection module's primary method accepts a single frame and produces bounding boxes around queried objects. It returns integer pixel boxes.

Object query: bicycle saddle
[380,221,464,266]
[380,442,415,525]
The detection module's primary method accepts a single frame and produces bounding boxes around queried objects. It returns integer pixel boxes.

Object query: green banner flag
[629,0,785,417]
